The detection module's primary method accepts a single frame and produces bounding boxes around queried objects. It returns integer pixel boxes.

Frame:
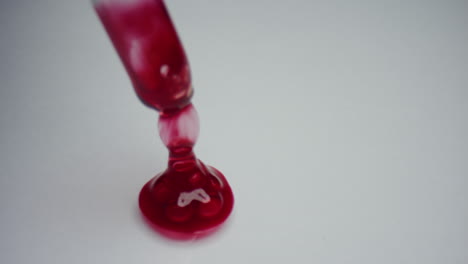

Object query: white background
[1,0,467,263]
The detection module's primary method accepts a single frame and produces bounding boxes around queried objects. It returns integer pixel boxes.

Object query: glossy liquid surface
[140,105,234,237]
[96,0,192,112]
[95,0,234,238]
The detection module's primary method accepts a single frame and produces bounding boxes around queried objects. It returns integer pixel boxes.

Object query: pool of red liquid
[139,164,234,237]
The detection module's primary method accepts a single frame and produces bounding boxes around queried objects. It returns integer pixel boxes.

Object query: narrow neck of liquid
[167,146,198,172]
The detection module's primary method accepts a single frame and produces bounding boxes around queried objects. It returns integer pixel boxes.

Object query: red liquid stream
[96,0,192,112]
[140,104,234,237]
[95,0,234,238]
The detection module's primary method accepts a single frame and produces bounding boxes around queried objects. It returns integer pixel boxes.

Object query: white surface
[1,0,467,263]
